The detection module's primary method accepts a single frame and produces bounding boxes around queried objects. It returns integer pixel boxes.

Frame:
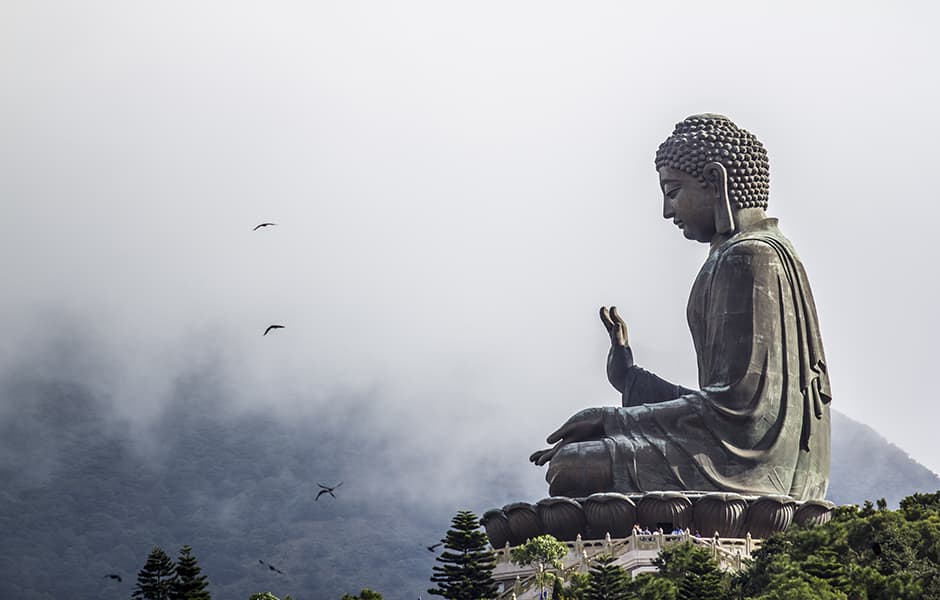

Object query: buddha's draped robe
[552,218,831,501]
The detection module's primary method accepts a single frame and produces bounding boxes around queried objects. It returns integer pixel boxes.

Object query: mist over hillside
[828,410,940,508]
[1,360,937,599]
[0,364,533,600]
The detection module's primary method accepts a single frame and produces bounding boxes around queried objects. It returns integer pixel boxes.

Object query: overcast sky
[2,0,939,493]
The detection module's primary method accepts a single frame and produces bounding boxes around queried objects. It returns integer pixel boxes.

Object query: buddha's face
[659,166,717,243]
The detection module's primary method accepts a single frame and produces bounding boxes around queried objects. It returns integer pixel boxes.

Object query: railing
[491,531,761,600]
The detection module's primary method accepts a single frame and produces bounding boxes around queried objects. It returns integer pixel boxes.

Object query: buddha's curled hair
[655,114,770,210]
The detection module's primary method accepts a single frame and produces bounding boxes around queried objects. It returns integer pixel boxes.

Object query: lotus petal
[503,502,543,545]
[481,508,512,548]
[537,497,585,541]
[636,492,693,531]
[583,493,637,539]
[794,500,835,527]
[692,492,748,537]
[745,495,796,538]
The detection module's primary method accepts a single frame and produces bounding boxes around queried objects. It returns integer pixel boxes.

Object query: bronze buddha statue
[530,114,832,502]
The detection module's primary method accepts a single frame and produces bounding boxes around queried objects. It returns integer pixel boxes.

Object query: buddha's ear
[703,162,735,235]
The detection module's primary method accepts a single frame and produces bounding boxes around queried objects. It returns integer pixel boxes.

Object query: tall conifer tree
[676,550,726,600]
[586,554,629,600]
[171,545,211,600]
[133,546,177,600]
[428,510,499,600]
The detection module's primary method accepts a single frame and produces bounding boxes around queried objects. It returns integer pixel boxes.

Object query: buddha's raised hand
[601,306,634,392]
[600,306,629,347]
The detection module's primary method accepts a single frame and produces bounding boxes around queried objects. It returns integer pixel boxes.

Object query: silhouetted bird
[103,574,122,583]
[263,325,285,336]
[425,542,442,552]
[316,481,343,500]
[259,559,286,575]
[253,222,277,231]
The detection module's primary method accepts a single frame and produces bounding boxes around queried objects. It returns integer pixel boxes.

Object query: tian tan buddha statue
[530,114,832,502]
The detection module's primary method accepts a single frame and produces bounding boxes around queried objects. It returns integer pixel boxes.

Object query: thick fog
[2,0,939,506]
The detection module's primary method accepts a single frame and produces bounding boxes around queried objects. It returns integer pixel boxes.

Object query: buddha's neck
[710,208,769,250]
[735,208,769,230]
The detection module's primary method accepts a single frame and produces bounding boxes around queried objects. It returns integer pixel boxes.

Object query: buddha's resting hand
[529,407,607,466]
[601,306,634,393]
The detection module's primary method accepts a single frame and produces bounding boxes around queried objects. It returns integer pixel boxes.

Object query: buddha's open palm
[600,306,629,347]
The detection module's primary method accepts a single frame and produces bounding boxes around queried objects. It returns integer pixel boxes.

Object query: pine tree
[561,572,591,600]
[428,510,499,600]
[341,590,383,600]
[586,554,629,600]
[171,545,211,600]
[676,549,726,600]
[133,546,177,600]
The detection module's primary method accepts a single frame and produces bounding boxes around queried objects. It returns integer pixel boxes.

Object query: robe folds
[573,218,831,501]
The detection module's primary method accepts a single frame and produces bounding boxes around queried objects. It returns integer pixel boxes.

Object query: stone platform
[482,491,835,548]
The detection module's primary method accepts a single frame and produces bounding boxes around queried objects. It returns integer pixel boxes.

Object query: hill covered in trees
[0,372,937,599]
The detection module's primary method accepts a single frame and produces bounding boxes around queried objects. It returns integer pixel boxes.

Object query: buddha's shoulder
[716,230,796,271]
[724,220,795,257]
[724,236,786,255]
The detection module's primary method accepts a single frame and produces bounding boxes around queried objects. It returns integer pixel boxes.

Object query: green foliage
[586,554,628,600]
[552,575,565,599]
[248,594,280,600]
[748,574,847,600]
[510,534,569,571]
[428,510,499,600]
[900,491,940,520]
[172,545,211,600]
[341,590,383,599]
[735,500,938,600]
[618,542,729,600]
[560,572,591,600]
[510,534,571,598]
[625,574,676,600]
[651,542,713,582]
[133,546,177,600]
[675,548,726,600]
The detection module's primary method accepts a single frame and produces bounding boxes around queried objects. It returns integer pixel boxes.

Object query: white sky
[2,0,939,489]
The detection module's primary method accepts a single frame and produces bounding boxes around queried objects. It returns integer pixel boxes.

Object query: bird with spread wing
[316,481,343,500]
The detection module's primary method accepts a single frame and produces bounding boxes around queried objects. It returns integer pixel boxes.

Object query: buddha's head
[655,114,770,243]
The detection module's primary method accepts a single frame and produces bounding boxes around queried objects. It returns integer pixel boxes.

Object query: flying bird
[316,481,343,500]
[253,222,277,231]
[425,542,443,552]
[103,574,122,583]
[259,559,286,575]
[263,325,285,336]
